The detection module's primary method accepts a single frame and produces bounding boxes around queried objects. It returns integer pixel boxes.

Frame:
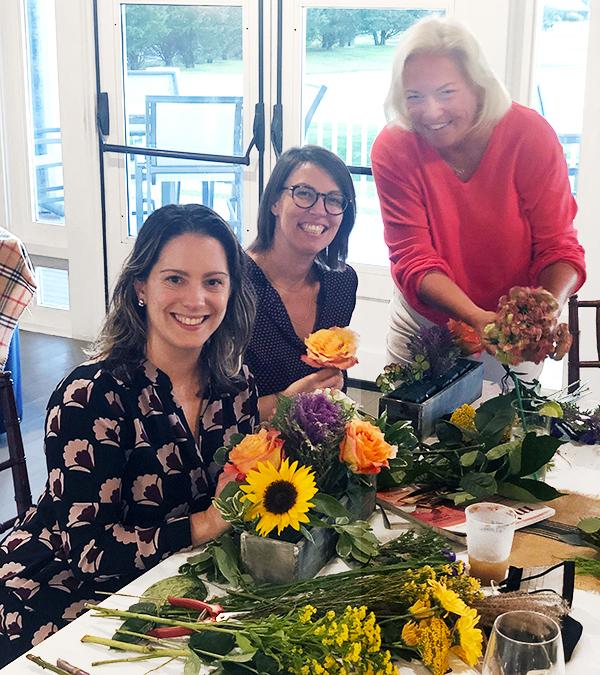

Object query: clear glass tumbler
[482,610,565,675]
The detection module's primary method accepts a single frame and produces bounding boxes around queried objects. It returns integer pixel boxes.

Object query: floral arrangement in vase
[214,387,396,564]
[376,323,480,394]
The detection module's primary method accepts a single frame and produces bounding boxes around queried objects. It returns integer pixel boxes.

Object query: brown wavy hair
[90,204,255,392]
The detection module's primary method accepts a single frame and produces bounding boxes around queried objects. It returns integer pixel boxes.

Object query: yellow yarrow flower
[418,617,452,675]
[450,404,476,430]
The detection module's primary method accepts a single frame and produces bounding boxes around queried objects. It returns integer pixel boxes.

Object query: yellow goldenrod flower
[240,458,317,536]
[299,604,317,624]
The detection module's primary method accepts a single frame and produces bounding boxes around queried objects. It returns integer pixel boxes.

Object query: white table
[2,511,600,674]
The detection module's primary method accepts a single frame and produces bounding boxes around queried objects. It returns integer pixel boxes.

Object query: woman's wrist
[190,506,229,547]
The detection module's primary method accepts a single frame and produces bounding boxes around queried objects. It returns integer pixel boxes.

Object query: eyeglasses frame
[281,184,350,216]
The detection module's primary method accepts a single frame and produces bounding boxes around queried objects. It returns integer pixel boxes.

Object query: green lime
[538,401,563,418]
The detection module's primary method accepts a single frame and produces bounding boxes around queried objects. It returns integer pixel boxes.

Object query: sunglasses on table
[282,184,349,215]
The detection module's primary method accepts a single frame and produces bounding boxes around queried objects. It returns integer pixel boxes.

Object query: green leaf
[311,492,350,519]
[235,633,254,652]
[213,542,242,587]
[189,631,236,660]
[460,472,497,498]
[475,393,515,436]
[222,652,257,663]
[497,478,564,502]
[213,445,229,467]
[300,524,316,545]
[460,450,480,467]
[184,652,203,675]
[218,480,242,501]
[508,441,522,474]
[113,602,157,644]
[578,517,600,534]
[336,531,353,558]
[519,433,563,477]
[452,491,476,505]
[142,575,206,605]
[252,652,280,674]
[486,439,520,461]
[436,421,464,445]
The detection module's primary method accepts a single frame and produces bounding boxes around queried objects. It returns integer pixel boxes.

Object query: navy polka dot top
[245,255,358,397]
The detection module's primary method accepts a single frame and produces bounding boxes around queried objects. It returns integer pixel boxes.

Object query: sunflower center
[263,480,298,514]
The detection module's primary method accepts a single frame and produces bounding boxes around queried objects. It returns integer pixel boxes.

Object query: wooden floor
[0,331,87,523]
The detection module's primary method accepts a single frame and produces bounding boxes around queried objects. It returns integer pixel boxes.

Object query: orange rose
[448,319,484,356]
[226,428,284,480]
[339,419,396,475]
[301,327,359,370]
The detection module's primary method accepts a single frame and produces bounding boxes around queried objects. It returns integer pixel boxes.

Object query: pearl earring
[138,298,145,307]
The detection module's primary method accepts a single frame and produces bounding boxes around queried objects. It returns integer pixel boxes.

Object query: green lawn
[306,44,396,74]
[168,43,395,76]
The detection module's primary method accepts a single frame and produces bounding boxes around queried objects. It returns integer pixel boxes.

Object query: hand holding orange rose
[225,428,284,481]
[301,327,359,370]
[339,419,396,475]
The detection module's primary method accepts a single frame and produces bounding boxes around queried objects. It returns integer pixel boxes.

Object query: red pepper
[166,595,224,618]
[146,626,194,638]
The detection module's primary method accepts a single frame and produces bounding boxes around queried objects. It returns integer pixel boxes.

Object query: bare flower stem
[25,655,72,675]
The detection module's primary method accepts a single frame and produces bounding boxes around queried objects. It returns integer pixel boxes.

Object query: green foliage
[179,533,247,588]
[123,5,242,70]
[380,388,565,504]
[306,8,436,49]
[112,601,157,644]
[578,516,600,548]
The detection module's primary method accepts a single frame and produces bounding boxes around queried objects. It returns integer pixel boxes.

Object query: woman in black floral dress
[0,204,258,665]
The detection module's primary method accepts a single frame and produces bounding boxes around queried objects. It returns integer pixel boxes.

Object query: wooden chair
[568,295,600,388]
[0,370,32,533]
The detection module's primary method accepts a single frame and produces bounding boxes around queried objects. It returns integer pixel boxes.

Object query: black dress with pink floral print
[0,359,258,666]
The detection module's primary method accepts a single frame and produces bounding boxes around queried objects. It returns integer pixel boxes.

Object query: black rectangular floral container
[378,358,484,438]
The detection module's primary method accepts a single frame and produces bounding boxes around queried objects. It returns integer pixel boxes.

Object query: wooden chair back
[0,370,32,533]
[568,295,600,388]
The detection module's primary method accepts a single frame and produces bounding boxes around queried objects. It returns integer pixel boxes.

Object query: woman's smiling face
[271,162,344,259]
[135,232,231,362]
[403,52,480,151]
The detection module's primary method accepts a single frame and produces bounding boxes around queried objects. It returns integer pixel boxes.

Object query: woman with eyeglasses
[246,145,357,420]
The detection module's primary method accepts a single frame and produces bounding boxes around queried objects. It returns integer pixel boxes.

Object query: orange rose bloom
[301,327,359,370]
[339,419,396,475]
[226,428,284,480]
[448,319,484,356]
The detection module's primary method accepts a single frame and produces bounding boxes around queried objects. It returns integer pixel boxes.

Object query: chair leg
[0,372,32,519]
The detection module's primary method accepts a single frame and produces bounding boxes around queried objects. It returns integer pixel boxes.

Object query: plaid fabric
[0,228,36,368]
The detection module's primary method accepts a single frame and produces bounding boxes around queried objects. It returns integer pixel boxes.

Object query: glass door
[96,0,264,284]
[277,1,451,379]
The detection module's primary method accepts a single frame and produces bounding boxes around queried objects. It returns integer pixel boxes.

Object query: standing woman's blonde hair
[384,16,511,134]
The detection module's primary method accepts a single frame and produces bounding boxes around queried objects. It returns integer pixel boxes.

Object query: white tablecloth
[2,511,599,674]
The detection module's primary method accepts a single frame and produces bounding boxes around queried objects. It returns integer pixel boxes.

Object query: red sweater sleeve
[513,109,586,290]
[371,125,455,321]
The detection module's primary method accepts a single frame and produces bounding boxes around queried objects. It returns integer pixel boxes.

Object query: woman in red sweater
[371,17,585,382]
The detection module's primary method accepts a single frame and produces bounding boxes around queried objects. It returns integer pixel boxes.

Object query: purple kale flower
[290,392,346,446]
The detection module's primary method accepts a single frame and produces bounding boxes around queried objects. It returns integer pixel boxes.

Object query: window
[25,0,64,223]
[302,7,444,266]
[533,1,590,195]
[35,266,70,311]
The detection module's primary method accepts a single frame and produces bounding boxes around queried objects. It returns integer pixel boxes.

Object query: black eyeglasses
[282,184,349,216]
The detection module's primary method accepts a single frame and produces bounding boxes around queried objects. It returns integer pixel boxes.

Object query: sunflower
[240,458,318,536]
